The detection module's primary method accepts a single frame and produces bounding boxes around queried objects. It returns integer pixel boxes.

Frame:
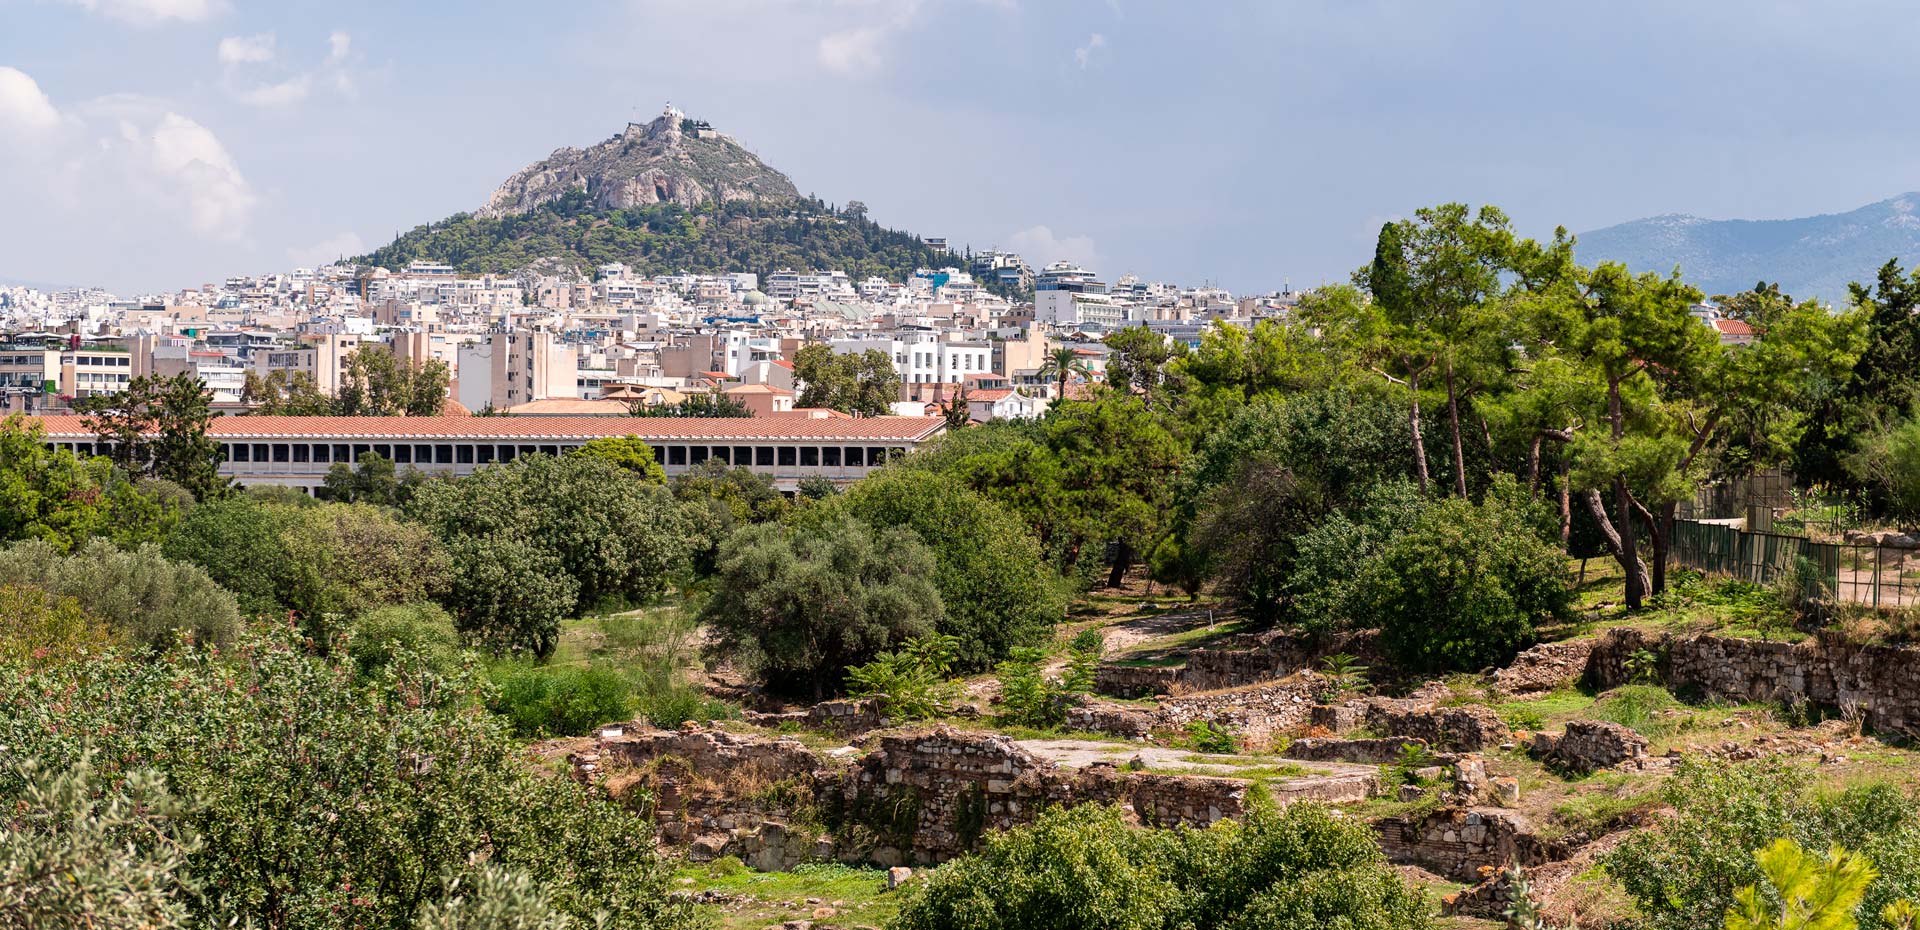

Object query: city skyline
[5,0,1920,294]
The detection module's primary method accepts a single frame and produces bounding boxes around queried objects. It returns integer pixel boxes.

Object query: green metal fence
[1669,519,1920,608]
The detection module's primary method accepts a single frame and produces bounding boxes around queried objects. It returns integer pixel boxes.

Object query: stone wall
[832,727,1253,865]
[583,726,827,861]
[1374,807,1566,883]
[1586,627,1920,738]
[1284,736,1432,765]
[581,724,1313,869]
[1093,630,1382,698]
[1093,664,1181,698]
[1365,700,1511,752]
[1064,702,1156,739]
[1493,640,1595,697]
[1181,647,1288,692]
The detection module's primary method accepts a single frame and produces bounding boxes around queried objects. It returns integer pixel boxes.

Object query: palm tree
[1038,346,1092,399]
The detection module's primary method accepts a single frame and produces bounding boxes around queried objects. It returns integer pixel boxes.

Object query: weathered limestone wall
[1093,630,1381,698]
[1374,808,1566,883]
[1586,628,1920,737]
[1093,664,1181,698]
[578,725,1296,869]
[834,727,1253,865]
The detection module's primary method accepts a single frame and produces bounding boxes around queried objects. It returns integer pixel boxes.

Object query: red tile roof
[19,414,945,442]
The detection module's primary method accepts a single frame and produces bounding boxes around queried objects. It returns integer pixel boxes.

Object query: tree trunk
[1527,433,1544,499]
[1444,360,1468,498]
[1614,477,1645,610]
[1106,540,1132,589]
[1631,497,1678,597]
[1557,457,1573,548]
[1583,488,1650,601]
[1605,376,1644,610]
[1408,370,1431,494]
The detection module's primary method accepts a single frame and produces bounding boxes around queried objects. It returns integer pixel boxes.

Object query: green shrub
[348,602,463,676]
[0,756,196,930]
[1848,417,1920,521]
[845,634,960,721]
[490,663,633,738]
[0,625,694,930]
[891,802,1429,930]
[702,515,944,699]
[162,493,303,616]
[1185,721,1237,754]
[1363,488,1571,673]
[1502,706,1547,731]
[993,646,1086,729]
[1606,760,1920,930]
[408,454,691,657]
[0,538,239,648]
[0,584,119,663]
[813,469,1066,671]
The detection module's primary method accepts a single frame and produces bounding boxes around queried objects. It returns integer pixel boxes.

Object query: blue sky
[4,0,1918,295]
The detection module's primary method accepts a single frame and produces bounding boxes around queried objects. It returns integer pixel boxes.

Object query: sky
[4,0,1920,296]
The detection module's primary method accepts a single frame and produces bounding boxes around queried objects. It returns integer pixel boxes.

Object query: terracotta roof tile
[20,414,945,442]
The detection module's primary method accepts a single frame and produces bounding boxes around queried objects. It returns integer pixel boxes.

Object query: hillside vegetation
[361,192,965,284]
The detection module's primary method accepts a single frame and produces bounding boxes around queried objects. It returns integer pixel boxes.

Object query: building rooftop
[22,414,944,442]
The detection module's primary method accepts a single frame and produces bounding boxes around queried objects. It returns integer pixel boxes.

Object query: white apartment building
[456,331,578,412]
[829,332,995,384]
[1035,290,1128,329]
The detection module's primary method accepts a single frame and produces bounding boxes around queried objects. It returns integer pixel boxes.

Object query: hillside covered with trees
[360,192,984,287]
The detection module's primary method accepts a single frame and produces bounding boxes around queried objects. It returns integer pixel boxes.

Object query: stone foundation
[1374,807,1566,884]
[576,724,1373,869]
[1493,640,1595,697]
[1586,628,1920,737]
[1532,720,1648,774]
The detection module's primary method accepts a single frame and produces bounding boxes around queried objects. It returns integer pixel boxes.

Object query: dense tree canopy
[1,415,183,552]
[407,453,689,654]
[793,344,901,416]
[806,469,1064,670]
[359,195,991,291]
[74,372,225,500]
[701,515,944,698]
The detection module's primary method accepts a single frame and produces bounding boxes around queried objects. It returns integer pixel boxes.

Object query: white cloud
[818,25,889,75]
[219,30,356,108]
[61,0,222,25]
[0,73,257,241]
[217,33,276,65]
[1008,225,1101,270]
[0,67,63,134]
[1074,33,1107,69]
[287,231,365,268]
[146,112,256,236]
[235,75,313,107]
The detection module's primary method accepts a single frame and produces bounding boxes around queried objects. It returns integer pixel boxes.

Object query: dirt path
[1100,606,1230,654]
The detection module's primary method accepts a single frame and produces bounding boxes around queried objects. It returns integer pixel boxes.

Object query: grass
[677,859,901,930]
[1493,688,1599,732]
[1542,772,1661,840]
[548,604,738,729]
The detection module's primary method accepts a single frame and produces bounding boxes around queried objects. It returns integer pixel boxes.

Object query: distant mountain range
[1576,194,1920,302]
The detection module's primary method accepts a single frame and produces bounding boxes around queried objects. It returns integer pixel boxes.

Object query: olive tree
[702,515,943,698]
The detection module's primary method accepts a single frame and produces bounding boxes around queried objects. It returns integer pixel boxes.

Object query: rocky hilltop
[1577,193,1920,301]
[478,105,800,217]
